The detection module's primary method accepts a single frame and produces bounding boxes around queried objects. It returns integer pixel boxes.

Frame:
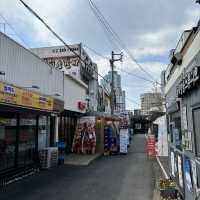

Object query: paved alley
[0,134,155,200]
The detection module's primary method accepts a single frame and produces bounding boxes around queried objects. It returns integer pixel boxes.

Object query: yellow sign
[0,82,53,111]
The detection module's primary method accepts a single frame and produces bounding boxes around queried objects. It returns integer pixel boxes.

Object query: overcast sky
[0,0,200,110]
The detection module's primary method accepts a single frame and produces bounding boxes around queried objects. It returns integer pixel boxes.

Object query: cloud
[1,0,200,111]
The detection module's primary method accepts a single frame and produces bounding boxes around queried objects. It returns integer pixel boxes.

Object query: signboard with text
[0,82,53,111]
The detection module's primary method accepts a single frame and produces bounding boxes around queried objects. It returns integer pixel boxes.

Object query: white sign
[171,151,175,176]
[120,129,129,153]
[191,160,197,193]
[182,106,188,130]
[178,155,184,188]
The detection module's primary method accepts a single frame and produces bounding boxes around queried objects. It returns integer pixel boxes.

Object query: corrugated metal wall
[0,32,64,99]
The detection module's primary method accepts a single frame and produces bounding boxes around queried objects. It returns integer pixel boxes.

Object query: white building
[0,32,64,175]
[31,44,98,112]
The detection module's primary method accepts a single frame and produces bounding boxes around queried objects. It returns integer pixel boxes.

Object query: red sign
[77,101,86,111]
[146,136,156,159]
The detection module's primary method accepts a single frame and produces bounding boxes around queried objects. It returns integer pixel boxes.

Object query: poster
[120,129,128,153]
[72,116,96,154]
[182,106,188,130]
[191,160,197,193]
[178,155,184,188]
[171,151,175,177]
[184,158,193,192]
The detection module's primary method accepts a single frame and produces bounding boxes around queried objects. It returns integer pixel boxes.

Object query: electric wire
[18,0,110,85]
[87,0,121,51]
[88,0,158,83]
[18,0,141,109]
[0,13,30,48]
[83,43,156,84]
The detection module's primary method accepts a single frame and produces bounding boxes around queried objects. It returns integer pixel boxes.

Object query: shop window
[193,108,200,157]
[0,117,17,170]
[135,123,141,130]
[18,115,36,166]
[38,116,50,150]
[170,117,182,149]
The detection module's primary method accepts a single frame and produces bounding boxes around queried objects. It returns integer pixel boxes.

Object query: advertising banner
[178,155,184,188]
[120,128,128,154]
[184,158,193,192]
[72,116,96,154]
[0,82,53,111]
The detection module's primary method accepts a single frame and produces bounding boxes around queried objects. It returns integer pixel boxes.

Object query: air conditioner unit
[39,147,58,169]
[171,52,182,65]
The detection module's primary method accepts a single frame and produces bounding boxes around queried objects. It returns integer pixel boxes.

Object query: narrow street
[1,134,155,200]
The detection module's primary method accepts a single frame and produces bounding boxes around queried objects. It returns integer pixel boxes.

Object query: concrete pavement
[0,134,155,200]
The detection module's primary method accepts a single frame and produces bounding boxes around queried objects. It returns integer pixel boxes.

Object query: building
[31,44,98,112]
[0,32,64,176]
[101,71,126,114]
[59,74,88,153]
[164,23,200,199]
[140,92,162,115]
[97,85,111,114]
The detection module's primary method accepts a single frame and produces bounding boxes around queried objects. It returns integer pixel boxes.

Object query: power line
[87,0,158,83]
[83,44,110,60]
[83,43,156,84]
[0,13,30,48]
[88,0,121,51]
[18,0,110,85]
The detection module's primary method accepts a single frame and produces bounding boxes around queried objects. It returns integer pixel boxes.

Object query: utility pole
[110,51,123,115]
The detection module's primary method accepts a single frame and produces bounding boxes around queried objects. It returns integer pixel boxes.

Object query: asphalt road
[1,134,155,200]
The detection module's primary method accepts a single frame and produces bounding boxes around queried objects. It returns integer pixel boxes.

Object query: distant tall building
[101,71,126,114]
[140,92,162,115]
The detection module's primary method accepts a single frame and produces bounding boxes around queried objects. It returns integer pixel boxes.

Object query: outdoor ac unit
[39,147,58,169]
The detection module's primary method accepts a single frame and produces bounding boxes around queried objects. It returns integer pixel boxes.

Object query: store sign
[176,66,200,97]
[0,82,53,111]
[77,101,86,111]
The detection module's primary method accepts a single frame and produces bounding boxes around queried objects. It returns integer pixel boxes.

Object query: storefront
[161,22,200,200]
[0,81,64,176]
[58,74,87,155]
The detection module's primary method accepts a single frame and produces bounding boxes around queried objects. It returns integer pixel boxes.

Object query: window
[18,114,36,166]
[193,108,200,157]
[0,116,17,170]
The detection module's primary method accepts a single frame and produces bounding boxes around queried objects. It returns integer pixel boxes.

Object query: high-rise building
[101,71,126,114]
[140,92,162,115]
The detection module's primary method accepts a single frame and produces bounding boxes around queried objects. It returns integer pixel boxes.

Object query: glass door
[18,114,36,166]
[0,114,17,171]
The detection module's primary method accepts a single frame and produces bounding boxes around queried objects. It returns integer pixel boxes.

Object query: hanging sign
[176,66,200,97]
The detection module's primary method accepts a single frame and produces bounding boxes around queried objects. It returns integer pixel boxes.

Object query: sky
[0,0,200,111]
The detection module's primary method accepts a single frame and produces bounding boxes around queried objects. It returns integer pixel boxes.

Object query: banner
[0,82,53,111]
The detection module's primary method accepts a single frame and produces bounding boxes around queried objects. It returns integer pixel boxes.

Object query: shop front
[0,81,64,177]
